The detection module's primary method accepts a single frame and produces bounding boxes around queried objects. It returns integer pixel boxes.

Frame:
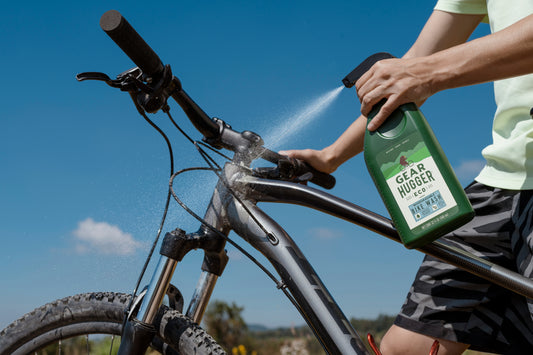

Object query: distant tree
[350,313,396,349]
[205,300,248,350]
[350,314,395,336]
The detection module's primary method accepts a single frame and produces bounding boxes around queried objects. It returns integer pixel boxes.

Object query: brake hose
[164,109,306,313]
[125,104,174,316]
[124,101,304,319]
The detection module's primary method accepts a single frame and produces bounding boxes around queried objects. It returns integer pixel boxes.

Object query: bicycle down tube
[132,162,371,354]
[172,162,371,354]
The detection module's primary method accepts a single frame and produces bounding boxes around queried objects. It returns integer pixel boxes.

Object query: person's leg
[382,183,533,354]
[379,325,468,355]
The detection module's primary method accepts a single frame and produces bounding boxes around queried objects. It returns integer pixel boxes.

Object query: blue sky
[1,1,493,330]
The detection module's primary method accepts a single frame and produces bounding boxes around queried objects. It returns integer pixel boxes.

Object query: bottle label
[378,135,457,229]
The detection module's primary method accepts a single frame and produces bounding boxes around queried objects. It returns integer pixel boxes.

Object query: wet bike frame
[128,153,533,355]
[88,10,533,355]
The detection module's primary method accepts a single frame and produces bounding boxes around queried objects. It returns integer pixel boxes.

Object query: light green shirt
[435,0,533,190]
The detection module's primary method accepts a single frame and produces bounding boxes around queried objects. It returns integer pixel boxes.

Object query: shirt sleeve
[434,0,487,15]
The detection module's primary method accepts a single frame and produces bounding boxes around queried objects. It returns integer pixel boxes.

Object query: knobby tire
[0,292,226,355]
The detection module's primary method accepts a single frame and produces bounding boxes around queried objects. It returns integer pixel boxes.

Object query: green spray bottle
[343,53,474,248]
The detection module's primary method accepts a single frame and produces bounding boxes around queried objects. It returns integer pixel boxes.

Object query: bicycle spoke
[86,334,90,354]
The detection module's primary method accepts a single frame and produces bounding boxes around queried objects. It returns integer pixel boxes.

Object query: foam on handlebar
[100,10,164,78]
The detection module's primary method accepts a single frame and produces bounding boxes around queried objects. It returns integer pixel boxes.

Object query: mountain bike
[2,10,533,355]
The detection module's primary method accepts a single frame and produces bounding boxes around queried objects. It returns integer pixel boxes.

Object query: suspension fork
[186,269,220,322]
[117,165,241,354]
[118,194,230,355]
[117,226,229,354]
[145,224,230,319]
[161,224,230,323]
[117,247,179,354]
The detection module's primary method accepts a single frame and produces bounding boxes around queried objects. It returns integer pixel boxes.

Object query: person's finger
[278,149,300,158]
[278,149,314,162]
[355,70,380,106]
[355,59,395,98]
[367,96,400,131]
[355,65,375,92]
[360,83,391,117]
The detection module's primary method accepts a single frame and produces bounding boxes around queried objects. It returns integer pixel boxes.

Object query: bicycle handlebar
[100,10,221,140]
[98,10,335,189]
[100,10,164,79]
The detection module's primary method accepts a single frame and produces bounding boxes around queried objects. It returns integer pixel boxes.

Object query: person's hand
[278,148,337,174]
[355,57,433,131]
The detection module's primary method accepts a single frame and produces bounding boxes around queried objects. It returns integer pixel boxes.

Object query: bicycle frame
[92,10,533,354]
[129,160,533,355]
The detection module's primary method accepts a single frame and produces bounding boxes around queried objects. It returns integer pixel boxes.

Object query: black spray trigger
[342,52,395,88]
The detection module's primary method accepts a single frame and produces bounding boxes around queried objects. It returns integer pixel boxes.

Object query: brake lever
[295,172,313,183]
[76,72,112,82]
[76,67,146,92]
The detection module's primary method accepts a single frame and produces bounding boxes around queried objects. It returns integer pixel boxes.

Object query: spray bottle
[343,53,474,248]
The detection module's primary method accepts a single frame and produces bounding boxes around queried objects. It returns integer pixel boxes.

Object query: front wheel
[0,292,226,355]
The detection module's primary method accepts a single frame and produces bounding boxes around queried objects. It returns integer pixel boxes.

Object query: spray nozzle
[341,52,395,88]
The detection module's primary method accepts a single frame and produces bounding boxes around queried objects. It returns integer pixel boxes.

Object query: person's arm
[281,10,484,172]
[279,115,367,174]
[359,11,533,130]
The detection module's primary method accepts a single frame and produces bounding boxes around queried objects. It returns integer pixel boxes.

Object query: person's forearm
[322,115,367,170]
[357,12,533,130]
[404,11,484,59]
[422,13,533,93]
[319,11,486,168]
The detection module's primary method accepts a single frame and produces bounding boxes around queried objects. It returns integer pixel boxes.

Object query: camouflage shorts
[395,182,533,354]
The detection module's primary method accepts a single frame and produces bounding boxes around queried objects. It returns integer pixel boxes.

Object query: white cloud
[309,227,342,240]
[73,218,141,255]
[453,160,485,183]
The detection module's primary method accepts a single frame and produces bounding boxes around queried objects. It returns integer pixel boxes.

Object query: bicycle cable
[124,98,175,316]
[165,109,306,309]
[165,110,281,282]
[168,166,307,318]
[167,111,280,240]
[124,96,303,318]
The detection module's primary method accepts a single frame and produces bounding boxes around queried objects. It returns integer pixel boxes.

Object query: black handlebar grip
[342,52,395,88]
[260,149,336,189]
[292,158,336,190]
[100,10,164,78]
